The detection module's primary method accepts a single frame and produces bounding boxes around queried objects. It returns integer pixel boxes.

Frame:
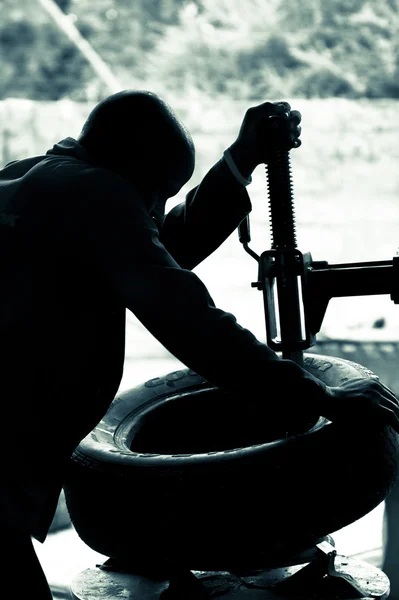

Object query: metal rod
[326,260,392,269]
[265,149,304,365]
[310,264,393,298]
[37,0,123,94]
[266,151,297,251]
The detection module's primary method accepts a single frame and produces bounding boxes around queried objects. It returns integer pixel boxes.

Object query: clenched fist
[228,101,302,180]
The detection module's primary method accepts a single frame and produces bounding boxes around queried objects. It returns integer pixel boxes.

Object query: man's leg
[0,522,53,599]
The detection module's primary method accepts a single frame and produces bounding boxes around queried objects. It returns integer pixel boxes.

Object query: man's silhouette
[0,90,398,598]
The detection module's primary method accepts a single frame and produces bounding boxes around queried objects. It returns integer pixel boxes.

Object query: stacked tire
[64,354,399,572]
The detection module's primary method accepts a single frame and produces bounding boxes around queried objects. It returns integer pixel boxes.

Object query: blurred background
[1,0,398,593]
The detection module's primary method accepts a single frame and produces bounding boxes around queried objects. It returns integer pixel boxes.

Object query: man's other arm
[82,171,327,420]
[158,158,251,270]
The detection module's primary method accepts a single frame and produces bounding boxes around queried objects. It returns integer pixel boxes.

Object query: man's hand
[228,101,302,180]
[323,377,399,434]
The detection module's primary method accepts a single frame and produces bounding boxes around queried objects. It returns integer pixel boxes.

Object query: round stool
[70,539,390,600]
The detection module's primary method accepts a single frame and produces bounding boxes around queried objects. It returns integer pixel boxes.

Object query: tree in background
[0,0,191,100]
[148,0,399,100]
[0,0,398,101]
[0,0,94,100]
[278,0,399,98]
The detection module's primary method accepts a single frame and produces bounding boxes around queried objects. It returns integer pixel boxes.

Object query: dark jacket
[0,138,325,542]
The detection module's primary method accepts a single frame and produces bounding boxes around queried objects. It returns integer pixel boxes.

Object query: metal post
[37,0,123,95]
[265,149,304,366]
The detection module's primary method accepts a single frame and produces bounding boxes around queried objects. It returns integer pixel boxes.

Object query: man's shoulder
[77,165,142,209]
[29,154,128,198]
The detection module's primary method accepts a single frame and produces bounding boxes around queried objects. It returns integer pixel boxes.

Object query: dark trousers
[0,522,53,599]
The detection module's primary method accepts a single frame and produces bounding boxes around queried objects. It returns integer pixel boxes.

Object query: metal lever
[238,215,259,262]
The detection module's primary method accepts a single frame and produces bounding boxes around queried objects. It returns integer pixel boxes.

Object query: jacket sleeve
[158,158,252,270]
[82,170,327,413]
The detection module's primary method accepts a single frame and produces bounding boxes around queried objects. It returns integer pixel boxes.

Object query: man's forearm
[227,141,258,182]
[159,157,252,270]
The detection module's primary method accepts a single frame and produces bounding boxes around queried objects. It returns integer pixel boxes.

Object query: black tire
[64,353,399,571]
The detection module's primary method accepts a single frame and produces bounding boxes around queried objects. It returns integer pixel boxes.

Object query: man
[0,90,398,598]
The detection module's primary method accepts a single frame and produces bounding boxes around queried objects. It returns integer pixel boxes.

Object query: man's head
[78,90,195,211]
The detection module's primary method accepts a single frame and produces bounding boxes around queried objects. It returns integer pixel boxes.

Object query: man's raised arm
[158,157,251,270]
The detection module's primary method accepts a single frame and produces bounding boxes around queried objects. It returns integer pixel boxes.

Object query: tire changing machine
[69,117,399,600]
